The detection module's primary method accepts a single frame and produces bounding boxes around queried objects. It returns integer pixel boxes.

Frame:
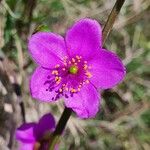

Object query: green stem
[48,107,72,150]
[102,0,125,45]
[48,0,126,149]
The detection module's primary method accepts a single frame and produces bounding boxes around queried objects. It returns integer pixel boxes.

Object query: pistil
[69,65,78,74]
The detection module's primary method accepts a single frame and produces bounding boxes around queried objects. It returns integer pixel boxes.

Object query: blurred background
[0,0,150,149]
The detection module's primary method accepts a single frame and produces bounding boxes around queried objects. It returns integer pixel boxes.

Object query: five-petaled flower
[29,18,126,119]
[16,113,55,150]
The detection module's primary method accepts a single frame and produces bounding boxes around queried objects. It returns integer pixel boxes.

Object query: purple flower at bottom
[29,18,126,119]
[16,113,55,150]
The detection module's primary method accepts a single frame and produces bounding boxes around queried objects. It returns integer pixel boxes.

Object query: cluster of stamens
[44,55,92,100]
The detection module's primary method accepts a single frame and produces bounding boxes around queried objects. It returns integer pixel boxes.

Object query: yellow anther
[72,58,76,63]
[52,70,55,75]
[86,72,92,78]
[64,62,67,66]
[62,68,66,71]
[52,70,58,75]
[77,88,81,91]
[68,61,71,64]
[59,88,63,92]
[76,55,80,59]
[85,80,90,84]
[65,87,69,91]
[55,76,59,81]
[55,77,61,83]
[70,88,76,93]
[56,77,61,84]
[55,64,60,68]
[78,85,82,88]
[73,89,77,93]
[83,64,88,70]
[62,84,66,87]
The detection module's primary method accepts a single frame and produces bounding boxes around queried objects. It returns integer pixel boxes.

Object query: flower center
[69,65,78,74]
[44,55,93,100]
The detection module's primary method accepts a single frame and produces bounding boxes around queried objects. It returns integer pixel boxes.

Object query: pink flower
[29,18,126,118]
[16,113,55,150]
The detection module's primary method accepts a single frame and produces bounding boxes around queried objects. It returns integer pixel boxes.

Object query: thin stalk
[48,107,72,150]
[102,0,125,45]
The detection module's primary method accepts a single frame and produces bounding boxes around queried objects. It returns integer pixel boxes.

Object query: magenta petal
[30,67,60,102]
[19,143,34,150]
[66,18,102,59]
[16,123,36,143]
[89,48,126,89]
[35,113,55,140]
[28,32,67,68]
[64,84,100,118]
